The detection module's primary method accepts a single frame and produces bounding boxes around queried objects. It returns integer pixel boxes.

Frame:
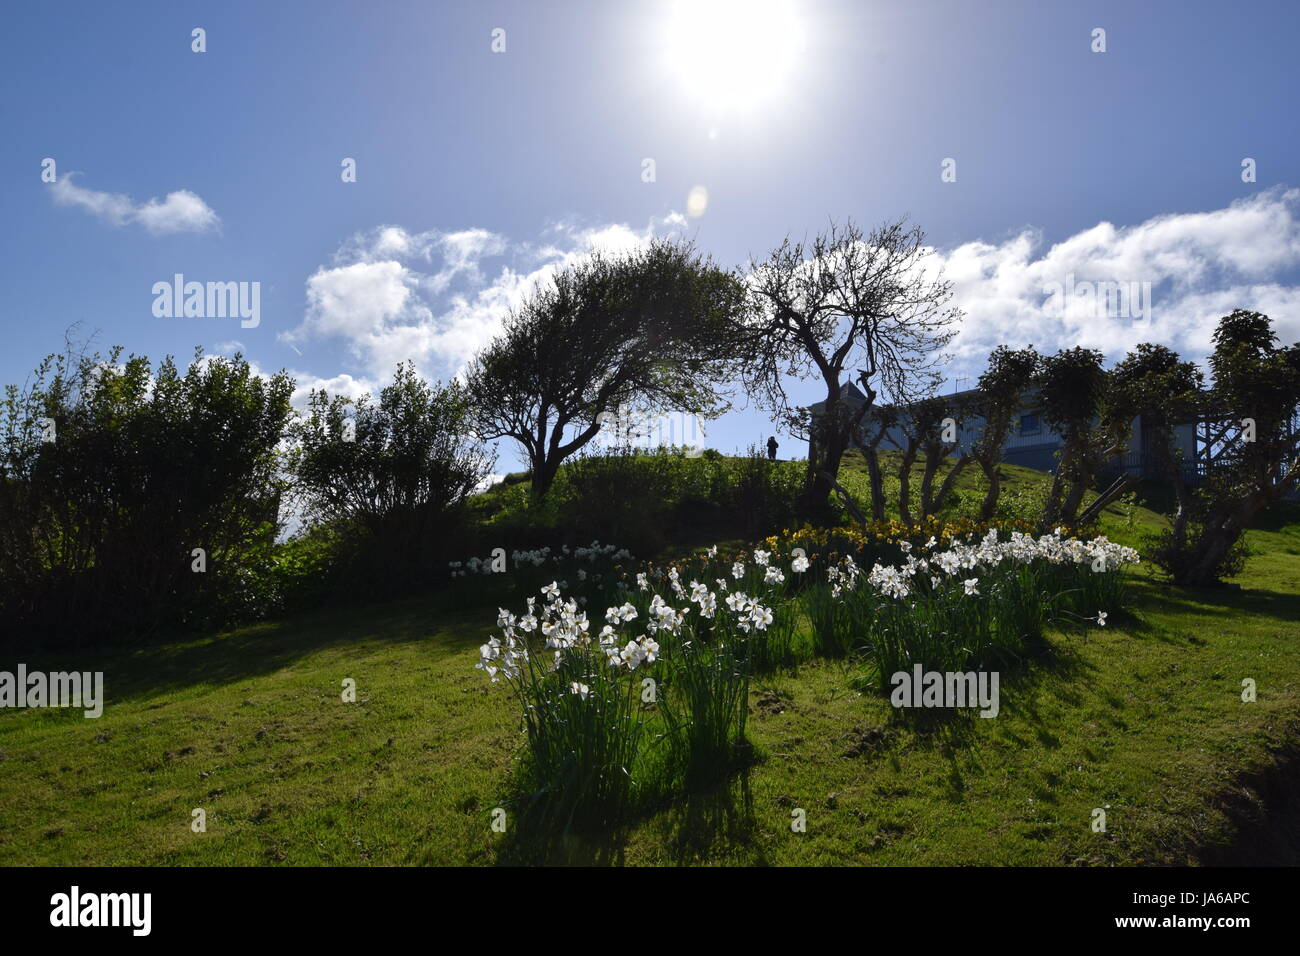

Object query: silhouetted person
[767,435,779,461]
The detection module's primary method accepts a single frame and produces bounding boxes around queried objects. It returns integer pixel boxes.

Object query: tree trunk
[1176,482,1285,586]
[918,446,941,517]
[929,453,971,517]
[863,448,887,521]
[977,457,1001,521]
[1060,476,1090,526]
[897,443,919,526]
[1154,429,1193,544]
[1039,440,1076,532]
[1180,528,1238,586]
[529,454,562,501]
[803,392,844,519]
[806,384,874,522]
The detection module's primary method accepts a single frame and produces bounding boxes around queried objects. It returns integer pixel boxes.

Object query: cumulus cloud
[282,215,686,380]
[276,193,1300,402]
[936,187,1300,368]
[49,173,220,235]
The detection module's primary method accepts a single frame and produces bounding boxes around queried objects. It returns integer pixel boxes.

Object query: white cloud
[473,473,507,494]
[294,260,418,343]
[134,189,220,234]
[285,370,377,410]
[275,192,1300,403]
[49,173,220,234]
[282,215,685,381]
[936,187,1300,368]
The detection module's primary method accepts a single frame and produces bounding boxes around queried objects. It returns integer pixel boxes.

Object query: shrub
[290,363,494,597]
[1148,524,1250,586]
[0,346,293,647]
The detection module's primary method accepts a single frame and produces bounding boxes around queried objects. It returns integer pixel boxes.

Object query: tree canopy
[464,238,748,499]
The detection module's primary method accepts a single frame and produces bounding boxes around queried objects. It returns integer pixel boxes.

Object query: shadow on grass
[492,743,764,866]
[852,639,1100,802]
[493,821,632,866]
[661,767,762,865]
[1128,574,1300,628]
[1201,738,1300,866]
[4,591,493,705]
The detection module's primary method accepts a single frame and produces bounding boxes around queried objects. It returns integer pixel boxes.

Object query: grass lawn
[2,460,1298,866]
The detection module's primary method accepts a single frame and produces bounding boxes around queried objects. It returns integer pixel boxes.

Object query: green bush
[1148,524,1250,585]
[0,346,294,647]
[289,363,494,598]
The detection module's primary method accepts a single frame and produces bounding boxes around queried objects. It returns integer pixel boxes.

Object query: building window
[1019,413,1041,436]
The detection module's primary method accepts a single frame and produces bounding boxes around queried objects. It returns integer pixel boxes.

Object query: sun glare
[665,0,805,111]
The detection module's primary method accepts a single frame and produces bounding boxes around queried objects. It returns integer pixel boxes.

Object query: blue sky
[4,0,1300,471]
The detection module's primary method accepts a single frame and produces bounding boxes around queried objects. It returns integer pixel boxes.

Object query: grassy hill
[1,455,1297,866]
[466,447,1164,559]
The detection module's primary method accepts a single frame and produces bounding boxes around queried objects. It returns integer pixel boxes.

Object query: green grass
[835,448,1167,547]
[2,462,1297,866]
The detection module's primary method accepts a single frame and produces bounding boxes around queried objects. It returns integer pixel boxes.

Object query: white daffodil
[620,640,647,670]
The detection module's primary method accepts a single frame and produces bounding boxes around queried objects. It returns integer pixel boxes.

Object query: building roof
[806,380,869,415]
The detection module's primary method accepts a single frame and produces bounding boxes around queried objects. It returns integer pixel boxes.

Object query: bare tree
[739,217,960,518]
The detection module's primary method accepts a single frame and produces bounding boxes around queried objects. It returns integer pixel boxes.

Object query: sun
[665,0,805,111]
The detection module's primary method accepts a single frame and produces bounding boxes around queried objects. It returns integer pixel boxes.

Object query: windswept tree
[1109,342,1204,542]
[464,239,747,500]
[1148,311,1300,585]
[739,217,959,518]
[969,345,1040,520]
[1035,347,1128,529]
